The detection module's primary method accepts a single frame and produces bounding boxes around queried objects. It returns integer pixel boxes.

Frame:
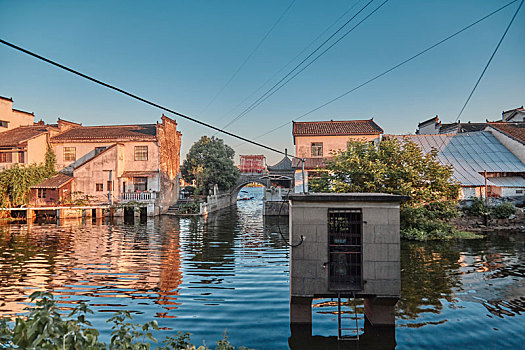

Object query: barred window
[0,152,12,163]
[134,146,148,161]
[64,147,76,162]
[311,142,323,157]
[96,183,104,192]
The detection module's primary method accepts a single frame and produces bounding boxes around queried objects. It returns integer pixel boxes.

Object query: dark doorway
[328,208,362,291]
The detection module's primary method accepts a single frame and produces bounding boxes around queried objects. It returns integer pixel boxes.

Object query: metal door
[328,209,362,291]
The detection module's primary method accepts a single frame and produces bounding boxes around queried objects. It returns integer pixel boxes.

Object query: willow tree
[0,147,56,209]
[309,138,469,240]
[181,136,240,194]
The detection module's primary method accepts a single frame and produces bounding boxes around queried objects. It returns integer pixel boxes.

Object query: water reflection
[1,188,525,349]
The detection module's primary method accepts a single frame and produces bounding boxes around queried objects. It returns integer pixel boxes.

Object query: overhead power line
[216,0,380,133]
[455,0,524,121]
[0,38,296,159]
[212,0,364,125]
[222,0,391,130]
[234,0,519,147]
[200,0,297,115]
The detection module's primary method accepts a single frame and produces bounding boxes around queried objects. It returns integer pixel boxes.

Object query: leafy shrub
[0,292,252,349]
[400,201,478,241]
[490,202,516,219]
[178,201,201,214]
[464,197,490,217]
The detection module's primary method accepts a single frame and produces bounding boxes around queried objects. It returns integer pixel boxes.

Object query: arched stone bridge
[229,173,270,204]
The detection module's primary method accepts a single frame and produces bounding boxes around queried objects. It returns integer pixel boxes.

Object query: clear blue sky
[1,0,524,164]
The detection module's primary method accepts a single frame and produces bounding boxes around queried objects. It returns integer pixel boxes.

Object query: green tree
[181,136,240,194]
[309,138,471,240]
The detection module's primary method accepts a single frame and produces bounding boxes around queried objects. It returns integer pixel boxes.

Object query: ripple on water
[1,189,525,349]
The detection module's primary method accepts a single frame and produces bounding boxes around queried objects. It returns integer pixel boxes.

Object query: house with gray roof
[389,132,525,200]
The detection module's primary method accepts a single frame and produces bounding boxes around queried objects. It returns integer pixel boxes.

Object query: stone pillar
[26,209,34,222]
[290,296,313,326]
[364,296,398,326]
[95,208,104,218]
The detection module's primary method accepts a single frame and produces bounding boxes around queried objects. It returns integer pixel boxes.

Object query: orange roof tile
[292,119,383,136]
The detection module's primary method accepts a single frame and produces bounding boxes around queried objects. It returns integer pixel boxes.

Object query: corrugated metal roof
[391,132,525,186]
[487,176,525,187]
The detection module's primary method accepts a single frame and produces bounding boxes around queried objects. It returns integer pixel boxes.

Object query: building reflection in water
[0,216,183,318]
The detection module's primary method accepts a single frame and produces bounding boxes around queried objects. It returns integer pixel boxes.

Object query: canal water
[1,187,525,349]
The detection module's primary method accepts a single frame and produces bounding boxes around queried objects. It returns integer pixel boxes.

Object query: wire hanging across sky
[220,0,391,132]
[234,0,520,148]
[199,0,297,116]
[0,38,297,159]
[211,0,364,126]
[215,0,384,134]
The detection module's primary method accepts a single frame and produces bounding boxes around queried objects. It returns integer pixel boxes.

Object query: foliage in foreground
[181,136,240,195]
[0,292,251,350]
[309,139,473,240]
[0,147,56,210]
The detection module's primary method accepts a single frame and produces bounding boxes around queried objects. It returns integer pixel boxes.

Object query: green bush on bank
[400,201,481,241]
[0,292,252,350]
[463,197,516,219]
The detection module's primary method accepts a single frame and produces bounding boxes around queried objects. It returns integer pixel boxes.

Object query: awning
[121,171,159,178]
[487,176,525,187]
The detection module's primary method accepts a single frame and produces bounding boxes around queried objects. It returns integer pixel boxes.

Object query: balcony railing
[119,192,156,202]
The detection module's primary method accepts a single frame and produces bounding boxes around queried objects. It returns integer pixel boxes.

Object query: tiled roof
[418,116,439,127]
[267,156,293,172]
[389,132,525,186]
[488,122,525,144]
[292,119,383,136]
[31,173,73,189]
[0,126,49,147]
[51,124,157,142]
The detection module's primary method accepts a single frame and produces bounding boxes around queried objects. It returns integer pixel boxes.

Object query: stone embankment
[451,209,525,233]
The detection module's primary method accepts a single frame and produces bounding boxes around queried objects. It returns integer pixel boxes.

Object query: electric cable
[0,38,299,160]
[455,0,524,122]
[233,0,519,147]
[212,0,364,127]
[222,0,391,130]
[276,191,304,248]
[216,0,379,132]
[201,0,297,115]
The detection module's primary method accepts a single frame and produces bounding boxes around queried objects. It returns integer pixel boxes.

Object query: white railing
[119,192,156,202]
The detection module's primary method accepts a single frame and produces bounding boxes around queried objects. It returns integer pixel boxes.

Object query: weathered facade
[49,115,182,215]
[288,193,405,330]
[0,96,34,132]
[29,173,73,207]
[292,119,383,161]
[0,125,54,171]
[291,119,384,192]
